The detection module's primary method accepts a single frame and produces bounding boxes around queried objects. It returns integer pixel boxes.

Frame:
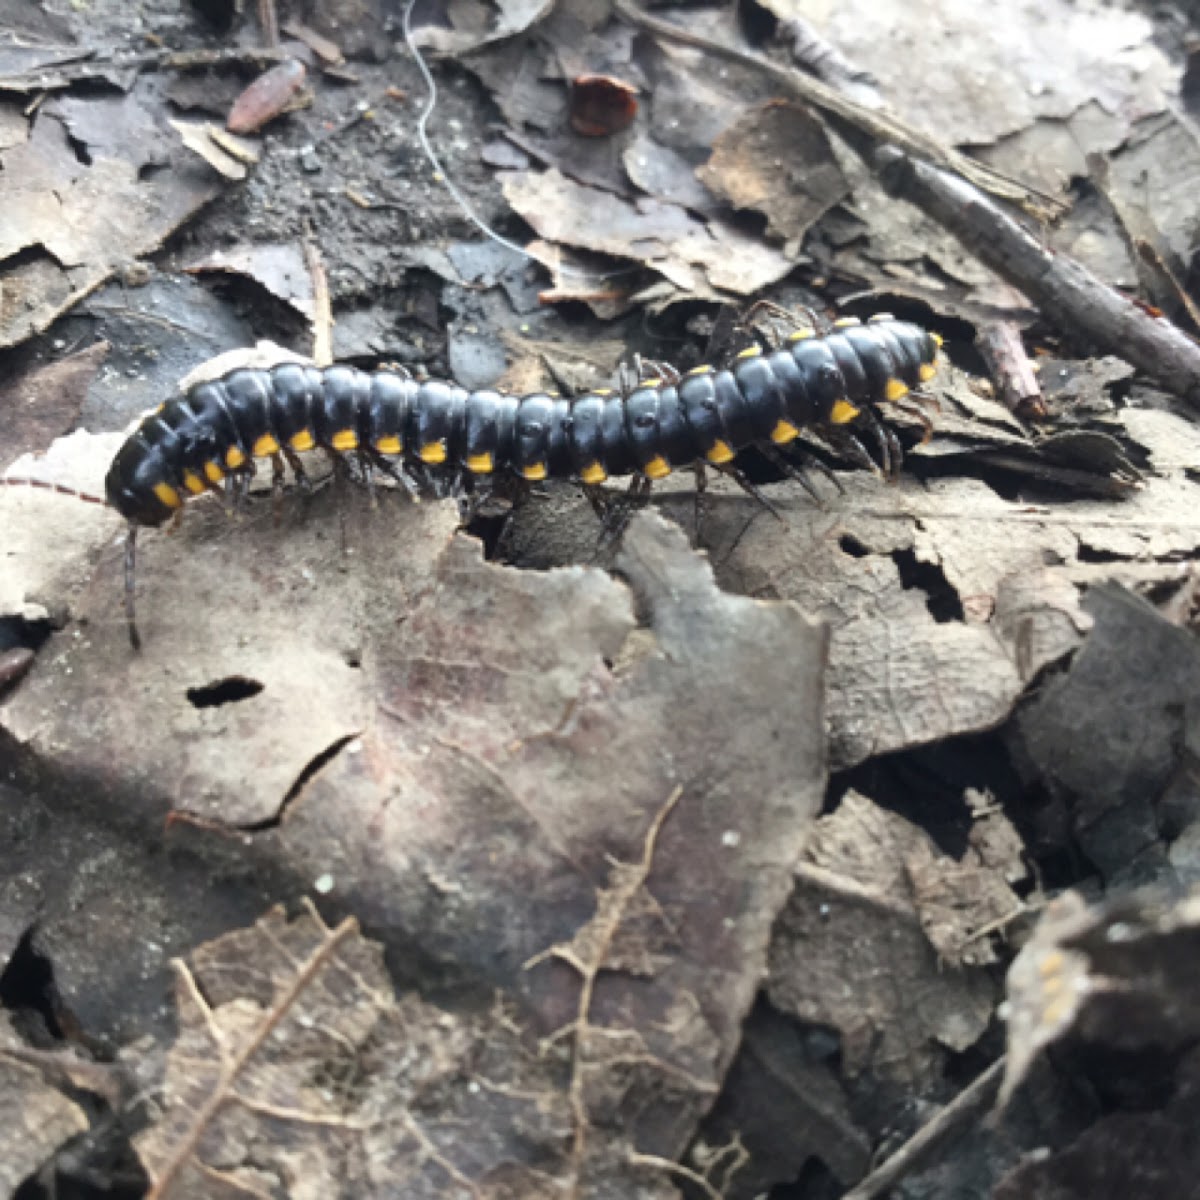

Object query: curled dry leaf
[184,244,316,322]
[569,74,639,136]
[226,58,308,135]
[500,167,795,297]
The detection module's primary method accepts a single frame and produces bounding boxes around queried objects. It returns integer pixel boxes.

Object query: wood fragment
[977,322,1046,420]
[841,1058,1005,1200]
[281,21,345,65]
[258,0,280,48]
[303,226,334,367]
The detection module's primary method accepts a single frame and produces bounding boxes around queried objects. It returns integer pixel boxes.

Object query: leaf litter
[4,0,1200,1196]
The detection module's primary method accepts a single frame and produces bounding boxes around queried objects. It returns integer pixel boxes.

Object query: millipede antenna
[1,475,109,507]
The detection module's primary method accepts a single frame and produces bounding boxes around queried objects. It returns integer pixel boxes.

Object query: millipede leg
[596,474,653,548]
[283,447,312,494]
[271,453,288,522]
[356,451,378,508]
[692,462,708,544]
[757,442,829,507]
[709,461,787,526]
[367,450,422,502]
[825,429,881,475]
[124,525,142,652]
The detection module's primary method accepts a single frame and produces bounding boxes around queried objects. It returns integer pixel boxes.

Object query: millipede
[5,314,942,648]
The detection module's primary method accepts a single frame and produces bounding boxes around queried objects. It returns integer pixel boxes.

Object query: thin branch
[303,224,334,368]
[876,150,1200,407]
[842,1057,1005,1200]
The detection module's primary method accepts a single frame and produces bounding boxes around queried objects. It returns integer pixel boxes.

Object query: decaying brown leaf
[697,100,848,245]
[1,430,828,1168]
[185,244,316,322]
[0,341,109,472]
[500,168,795,297]
[767,792,1006,1087]
[0,87,226,349]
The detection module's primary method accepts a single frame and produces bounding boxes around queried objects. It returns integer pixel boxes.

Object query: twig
[614,1,1063,221]
[258,0,280,48]
[0,46,289,93]
[303,224,334,367]
[977,322,1046,420]
[841,1058,1005,1200]
[875,150,1200,407]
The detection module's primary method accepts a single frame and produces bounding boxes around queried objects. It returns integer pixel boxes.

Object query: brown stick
[977,322,1046,421]
[876,149,1200,407]
[258,0,280,48]
[841,1057,1005,1200]
[303,224,334,368]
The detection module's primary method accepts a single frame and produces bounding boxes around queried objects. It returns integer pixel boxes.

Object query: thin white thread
[402,0,641,286]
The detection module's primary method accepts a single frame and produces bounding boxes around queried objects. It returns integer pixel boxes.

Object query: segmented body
[103,316,941,527]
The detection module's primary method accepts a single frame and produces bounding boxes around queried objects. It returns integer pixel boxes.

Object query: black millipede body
[5,314,942,648]
[102,315,941,529]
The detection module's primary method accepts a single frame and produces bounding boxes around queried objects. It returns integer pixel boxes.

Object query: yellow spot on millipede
[290,430,315,452]
[830,399,860,425]
[580,462,607,484]
[931,332,944,347]
[884,379,909,401]
[466,452,494,474]
[735,345,762,359]
[522,462,548,481]
[833,316,861,328]
[331,429,358,451]
[918,363,937,382]
[418,441,447,465]
[252,434,280,457]
[375,434,402,455]
[182,471,206,495]
[644,455,672,479]
[787,328,816,342]
[868,312,895,324]
[706,440,735,464]
[225,446,246,469]
[204,462,225,484]
[686,364,714,376]
[770,419,800,444]
[153,482,183,509]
